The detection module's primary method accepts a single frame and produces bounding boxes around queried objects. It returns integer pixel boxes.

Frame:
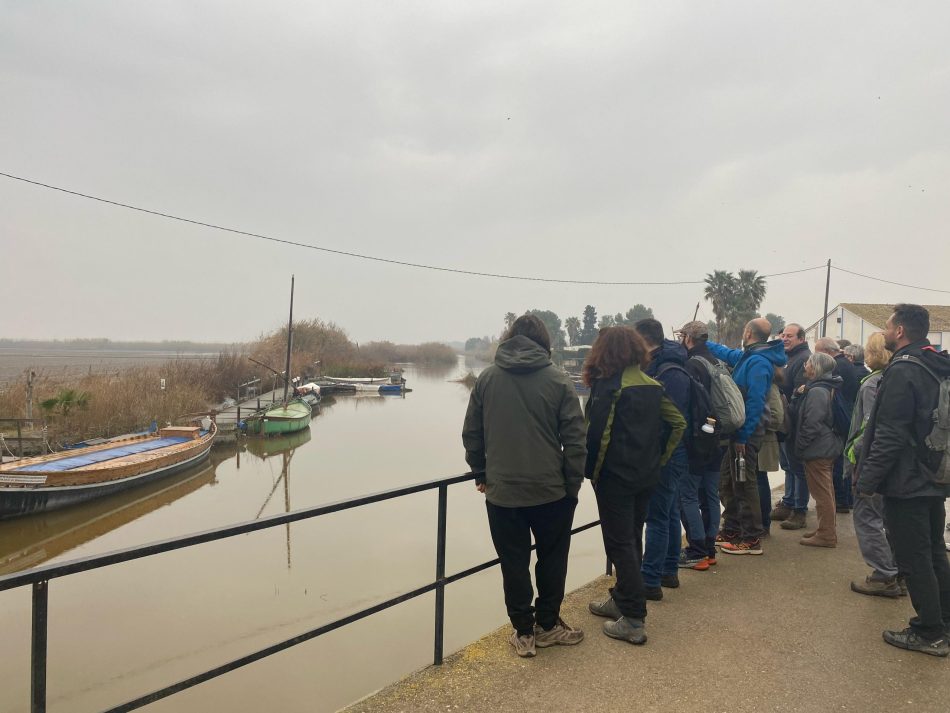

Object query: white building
[805,303,950,350]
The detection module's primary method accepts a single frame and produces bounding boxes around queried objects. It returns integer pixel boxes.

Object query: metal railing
[0,473,603,713]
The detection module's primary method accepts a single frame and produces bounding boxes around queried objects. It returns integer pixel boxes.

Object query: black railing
[0,473,604,713]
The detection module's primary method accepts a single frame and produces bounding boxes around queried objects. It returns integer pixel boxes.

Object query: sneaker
[509,631,536,658]
[720,539,763,556]
[588,597,622,619]
[851,575,901,599]
[835,505,851,514]
[660,574,680,589]
[882,628,950,657]
[644,586,663,601]
[678,553,710,571]
[603,616,647,645]
[770,503,792,521]
[534,617,584,647]
[706,554,717,566]
[715,532,739,549]
[780,511,807,530]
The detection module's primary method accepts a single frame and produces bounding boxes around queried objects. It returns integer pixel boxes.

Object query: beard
[884,336,897,351]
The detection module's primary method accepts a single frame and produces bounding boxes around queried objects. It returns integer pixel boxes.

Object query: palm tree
[564,317,581,346]
[41,389,90,417]
[504,312,517,332]
[736,270,767,315]
[703,271,735,342]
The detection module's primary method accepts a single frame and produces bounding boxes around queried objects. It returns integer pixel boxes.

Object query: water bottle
[736,453,746,482]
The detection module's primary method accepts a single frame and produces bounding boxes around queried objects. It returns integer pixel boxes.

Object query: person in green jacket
[583,326,686,645]
[462,314,587,658]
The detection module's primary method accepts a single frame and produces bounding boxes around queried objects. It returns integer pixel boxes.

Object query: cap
[677,320,708,339]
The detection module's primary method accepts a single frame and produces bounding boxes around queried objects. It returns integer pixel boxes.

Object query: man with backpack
[816,337,860,513]
[856,304,950,656]
[635,319,694,599]
[707,318,788,555]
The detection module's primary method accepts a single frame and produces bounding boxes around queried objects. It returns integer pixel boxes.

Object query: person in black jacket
[772,324,812,528]
[856,304,950,657]
[816,337,859,512]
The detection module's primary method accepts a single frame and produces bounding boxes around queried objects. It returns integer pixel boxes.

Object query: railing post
[433,484,447,665]
[31,580,48,713]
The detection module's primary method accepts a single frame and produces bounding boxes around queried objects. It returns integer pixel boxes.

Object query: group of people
[462,304,950,658]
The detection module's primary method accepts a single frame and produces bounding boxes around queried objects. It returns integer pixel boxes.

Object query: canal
[0,358,607,713]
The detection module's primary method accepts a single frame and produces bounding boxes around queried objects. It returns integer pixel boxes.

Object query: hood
[494,335,552,373]
[651,339,688,368]
[810,374,844,388]
[786,342,810,359]
[748,339,788,367]
[894,340,950,379]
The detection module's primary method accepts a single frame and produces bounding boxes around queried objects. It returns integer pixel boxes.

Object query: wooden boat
[243,276,312,437]
[0,423,217,520]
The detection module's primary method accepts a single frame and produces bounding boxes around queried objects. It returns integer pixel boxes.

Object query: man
[462,314,587,658]
[856,304,950,656]
[844,344,871,377]
[771,323,811,530]
[635,319,691,600]
[708,318,787,555]
[677,321,722,570]
[816,337,860,512]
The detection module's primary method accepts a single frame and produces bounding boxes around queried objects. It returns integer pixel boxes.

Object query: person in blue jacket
[707,318,788,555]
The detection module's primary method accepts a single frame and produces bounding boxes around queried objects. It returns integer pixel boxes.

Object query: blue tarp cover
[14,436,191,472]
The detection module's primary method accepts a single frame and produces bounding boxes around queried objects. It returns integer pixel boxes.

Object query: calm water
[0,358,606,713]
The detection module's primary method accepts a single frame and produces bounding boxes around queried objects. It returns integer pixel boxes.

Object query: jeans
[757,471,772,532]
[596,473,651,619]
[681,458,722,559]
[486,496,577,635]
[883,496,950,641]
[832,456,853,509]
[853,492,898,580]
[779,443,809,512]
[642,449,688,587]
[720,443,764,540]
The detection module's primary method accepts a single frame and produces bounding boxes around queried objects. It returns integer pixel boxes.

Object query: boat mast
[283,275,295,404]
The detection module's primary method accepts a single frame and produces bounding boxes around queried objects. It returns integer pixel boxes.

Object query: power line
[0,171,827,286]
[831,265,950,296]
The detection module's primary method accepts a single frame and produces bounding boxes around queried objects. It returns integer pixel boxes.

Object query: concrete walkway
[346,511,949,713]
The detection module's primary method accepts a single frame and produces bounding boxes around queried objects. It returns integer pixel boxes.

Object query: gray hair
[807,352,837,380]
[843,344,864,363]
[814,337,840,356]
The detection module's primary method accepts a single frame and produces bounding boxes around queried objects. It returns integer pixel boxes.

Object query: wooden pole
[283,275,295,405]
[821,259,831,338]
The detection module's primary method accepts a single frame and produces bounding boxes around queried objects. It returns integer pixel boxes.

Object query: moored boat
[242,399,312,436]
[0,422,217,520]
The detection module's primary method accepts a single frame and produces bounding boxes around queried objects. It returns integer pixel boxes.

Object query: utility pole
[821,259,831,338]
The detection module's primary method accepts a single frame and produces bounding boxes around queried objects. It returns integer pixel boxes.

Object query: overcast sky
[2,1,948,345]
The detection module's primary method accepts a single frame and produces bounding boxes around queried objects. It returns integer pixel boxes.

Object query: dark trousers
[883,496,950,641]
[756,471,772,532]
[720,443,764,540]
[596,474,651,620]
[832,456,853,509]
[486,496,577,635]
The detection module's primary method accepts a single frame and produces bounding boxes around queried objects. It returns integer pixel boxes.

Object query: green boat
[243,275,312,437]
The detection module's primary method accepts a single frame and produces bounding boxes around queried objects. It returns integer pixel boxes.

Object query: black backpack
[656,363,719,466]
[809,382,852,438]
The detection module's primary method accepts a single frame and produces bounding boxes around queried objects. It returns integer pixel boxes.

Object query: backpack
[656,363,719,465]
[691,357,746,435]
[810,382,852,438]
[888,355,950,486]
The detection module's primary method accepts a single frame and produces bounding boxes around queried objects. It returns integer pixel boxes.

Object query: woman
[756,368,787,534]
[583,327,686,645]
[847,333,902,596]
[793,352,844,547]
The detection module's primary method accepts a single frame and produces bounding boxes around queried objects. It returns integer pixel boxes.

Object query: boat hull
[243,399,312,437]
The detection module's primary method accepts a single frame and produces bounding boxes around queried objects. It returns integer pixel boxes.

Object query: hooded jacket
[793,374,844,461]
[833,352,861,410]
[644,339,691,456]
[783,342,811,401]
[856,340,950,499]
[707,339,788,446]
[462,335,587,507]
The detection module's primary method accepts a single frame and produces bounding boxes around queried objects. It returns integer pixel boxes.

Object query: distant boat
[0,423,217,520]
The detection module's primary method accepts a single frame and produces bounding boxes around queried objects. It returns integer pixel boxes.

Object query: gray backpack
[890,355,950,486]
[692,357,746,435]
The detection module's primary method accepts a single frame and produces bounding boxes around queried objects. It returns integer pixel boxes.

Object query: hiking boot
[588,597,622,619]
[836,505,851,514]
[534,617,584,647]
[721,539,763,555]
[882,628,950,657]
[780,511,807,530]
[851,575,901,598]
[509,631,536,658]
[661,574,680,589]
[770,502,793,521]
[603,616,647,645]
[644,586,663,601]
[678,553,710,571]
[800,534,836,548]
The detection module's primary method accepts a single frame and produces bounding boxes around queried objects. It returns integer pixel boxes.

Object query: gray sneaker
[534,617,584,647]
[603,616,647,645]
[588,597,622,619]
[882,628,950,657]
[509,631,536,657]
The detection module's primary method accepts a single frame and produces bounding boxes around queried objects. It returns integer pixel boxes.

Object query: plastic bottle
[737,453,746,482]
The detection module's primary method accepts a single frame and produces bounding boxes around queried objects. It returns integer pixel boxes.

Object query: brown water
[0,358,606,713]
